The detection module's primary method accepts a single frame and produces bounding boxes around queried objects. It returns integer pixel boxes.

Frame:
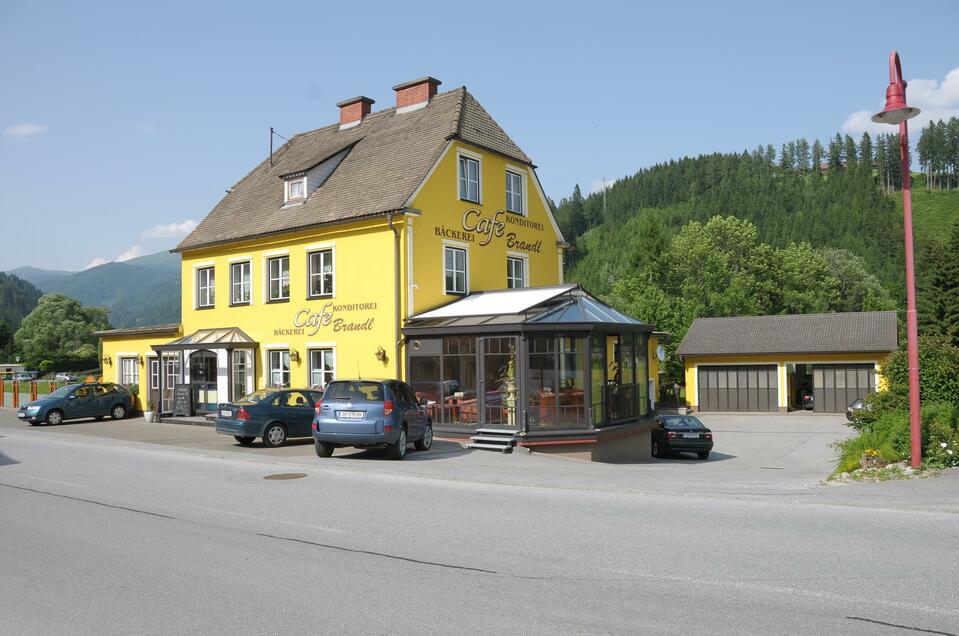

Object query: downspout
[387,212,402,379]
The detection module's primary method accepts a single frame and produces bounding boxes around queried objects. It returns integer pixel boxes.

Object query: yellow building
[676,312,898,413]
[98,76,662,456]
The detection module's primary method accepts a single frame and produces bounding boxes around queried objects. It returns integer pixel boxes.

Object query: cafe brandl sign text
[434,209,544,252]
[275,302,377,337]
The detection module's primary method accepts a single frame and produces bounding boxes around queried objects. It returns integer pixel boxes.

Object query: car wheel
[111,404,127,420]
[697,451,710,460]
[262,423,287,448]
[45,409,63,426]
[386,428,407,460]
[414,422,433,451]
[652,440,661,458]
[234,436,255,446]
[315,441,334,458]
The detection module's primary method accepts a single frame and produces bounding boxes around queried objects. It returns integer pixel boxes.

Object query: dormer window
[284,177,306,203]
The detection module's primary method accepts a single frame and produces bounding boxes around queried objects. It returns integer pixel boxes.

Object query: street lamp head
[871,50,921,125]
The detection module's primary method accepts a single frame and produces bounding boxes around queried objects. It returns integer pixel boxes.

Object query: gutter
[387,211,402,379]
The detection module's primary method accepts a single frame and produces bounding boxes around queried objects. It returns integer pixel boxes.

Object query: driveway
[0,409,852,497]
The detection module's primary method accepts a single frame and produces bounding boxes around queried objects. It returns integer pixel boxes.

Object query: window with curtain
[196,267,215,308]
[458,155,480,202]
[308,249,334,298]
[230,261,251,305]
[268,256,290,301]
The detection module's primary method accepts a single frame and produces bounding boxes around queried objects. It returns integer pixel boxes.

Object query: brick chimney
[337,96,375,128]
[392,76,442,111]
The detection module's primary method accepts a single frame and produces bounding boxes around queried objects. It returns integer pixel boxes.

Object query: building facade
[99,77,660,445]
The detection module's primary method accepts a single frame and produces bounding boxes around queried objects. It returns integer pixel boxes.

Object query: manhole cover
[263,473,308,481]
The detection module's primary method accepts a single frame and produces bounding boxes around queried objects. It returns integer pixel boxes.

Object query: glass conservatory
[403,285,655,438]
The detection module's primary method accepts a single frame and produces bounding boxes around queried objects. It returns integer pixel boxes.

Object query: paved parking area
[0,409,855,497]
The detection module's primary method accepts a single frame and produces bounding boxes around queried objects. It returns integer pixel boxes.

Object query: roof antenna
[269,127,289,167]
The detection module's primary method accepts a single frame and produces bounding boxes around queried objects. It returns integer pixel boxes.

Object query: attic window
[285,177,306,203]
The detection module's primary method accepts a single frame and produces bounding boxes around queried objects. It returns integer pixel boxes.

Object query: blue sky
[2,0,958,271]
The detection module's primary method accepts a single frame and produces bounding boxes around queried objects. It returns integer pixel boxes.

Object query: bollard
[0,378,4,407]
[30,381,38,402]
[12,381,19,408]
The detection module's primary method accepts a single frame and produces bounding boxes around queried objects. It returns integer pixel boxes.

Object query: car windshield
[662,416,705,429]
[236,389,281,404]
[47,385,79,399]
[324,381,384,401]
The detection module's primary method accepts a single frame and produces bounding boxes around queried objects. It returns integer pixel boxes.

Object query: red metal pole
[900,119,922,469]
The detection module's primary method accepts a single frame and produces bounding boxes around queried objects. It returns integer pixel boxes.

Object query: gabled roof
[404,285,652,335]
[176,87,532,252]
[152,327,256,350]
[676,311,899,356]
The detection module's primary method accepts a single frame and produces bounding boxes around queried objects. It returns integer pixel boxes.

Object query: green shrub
[881,336,959,408]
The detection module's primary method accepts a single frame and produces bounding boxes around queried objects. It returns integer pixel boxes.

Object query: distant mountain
[8,251,181,328]
[0,272,43,330]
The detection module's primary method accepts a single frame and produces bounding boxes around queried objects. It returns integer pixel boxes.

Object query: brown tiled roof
[676,311,899,356]
[176,88,531,252]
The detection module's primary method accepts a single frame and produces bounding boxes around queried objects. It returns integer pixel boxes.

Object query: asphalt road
[1,411,958,635]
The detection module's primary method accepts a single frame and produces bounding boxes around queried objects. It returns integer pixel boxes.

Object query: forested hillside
[0,272,43,331]
[553,125,959,384]
[9,251,181,328]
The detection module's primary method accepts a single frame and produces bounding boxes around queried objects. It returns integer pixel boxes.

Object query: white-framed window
[458,154,480,203]
[269,350,290,388]
[506,170,524,214]
[119,357,139,387]
[196,267,215,308]
[285,177,306,203]
[231,261,251,305]
[507,256,527,289]
[444,246,468,295]
[308,249,334,298]
[309,348,335,390]
[268,256,290,301]
[232,350,251,399]
[149,358,159,390]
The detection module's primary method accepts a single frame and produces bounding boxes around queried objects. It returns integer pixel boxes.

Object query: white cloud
[116,245,145,262]
[588,177,616,194]
[141,219,197,239]
[84,245,145,270]
[3,123,47,138]
[842,65,959,136]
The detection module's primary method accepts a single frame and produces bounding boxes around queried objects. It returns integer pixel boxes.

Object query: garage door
[813,364,875,413]
[697,365,778,412]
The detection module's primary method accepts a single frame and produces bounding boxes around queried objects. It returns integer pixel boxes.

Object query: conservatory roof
[404,285,652,335]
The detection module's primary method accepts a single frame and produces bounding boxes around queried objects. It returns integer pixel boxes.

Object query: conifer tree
[859,132,873,171]
[811,139,824,173]
[844,134,858,167]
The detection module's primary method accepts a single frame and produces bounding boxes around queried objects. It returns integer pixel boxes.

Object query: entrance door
[479,336,518,429]
[190,350,218,414]
[161,353,181,413]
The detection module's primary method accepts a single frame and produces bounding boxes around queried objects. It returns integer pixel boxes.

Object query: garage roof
[676,311,898,356]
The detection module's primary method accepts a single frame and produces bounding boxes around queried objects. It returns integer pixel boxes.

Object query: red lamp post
[871,51,922,469]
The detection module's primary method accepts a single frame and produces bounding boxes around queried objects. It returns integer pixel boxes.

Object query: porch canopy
[403,285,654,436]
[151,327,256,351]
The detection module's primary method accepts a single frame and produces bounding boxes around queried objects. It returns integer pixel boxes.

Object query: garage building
[677,311,898,413]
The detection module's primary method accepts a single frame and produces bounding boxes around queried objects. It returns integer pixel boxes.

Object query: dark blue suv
[312,379,432,460]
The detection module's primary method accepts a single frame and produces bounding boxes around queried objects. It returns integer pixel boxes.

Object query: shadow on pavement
[0,449,20,466]
[330,440,471,462]
[653,451,738,463]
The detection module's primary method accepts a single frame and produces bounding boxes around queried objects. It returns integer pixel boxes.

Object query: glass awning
[153,327,257,351]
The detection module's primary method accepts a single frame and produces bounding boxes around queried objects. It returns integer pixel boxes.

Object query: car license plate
[17,412,25,418]
[683,433,699,439]
[338,411,363,420]
[220,409,232,417]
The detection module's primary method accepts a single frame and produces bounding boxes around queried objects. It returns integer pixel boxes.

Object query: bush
[881,336,959,407]
[834,401,959,473]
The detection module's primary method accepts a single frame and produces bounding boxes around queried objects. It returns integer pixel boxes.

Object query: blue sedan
[18,383,134,425]
[215,388,324,447]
